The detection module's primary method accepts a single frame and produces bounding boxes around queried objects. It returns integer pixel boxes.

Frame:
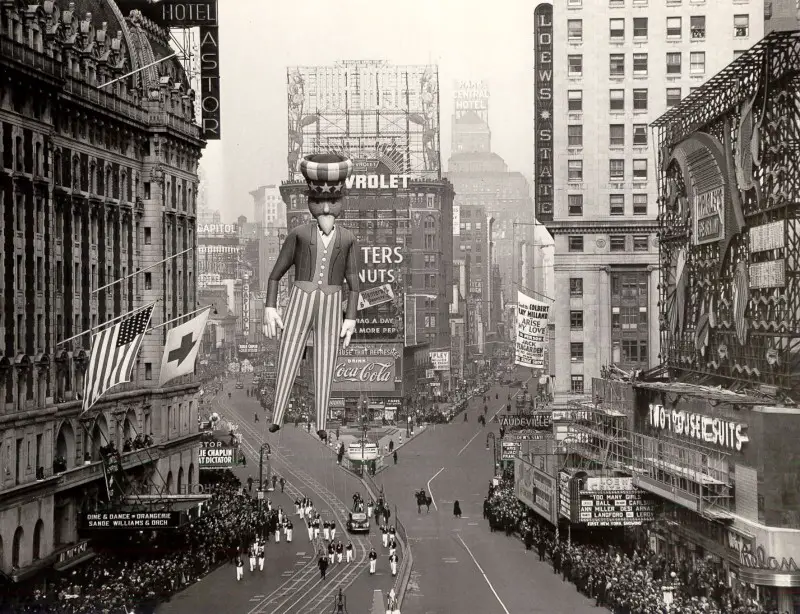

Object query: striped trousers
[271,284,342,432]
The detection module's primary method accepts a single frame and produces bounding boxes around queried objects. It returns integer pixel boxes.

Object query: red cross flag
[158,308,211,386]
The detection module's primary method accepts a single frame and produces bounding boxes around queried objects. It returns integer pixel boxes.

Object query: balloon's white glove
[264,307,284,339]
[340,319,356,348]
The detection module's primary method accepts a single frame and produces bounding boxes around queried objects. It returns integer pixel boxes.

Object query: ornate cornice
[544,219,659,235]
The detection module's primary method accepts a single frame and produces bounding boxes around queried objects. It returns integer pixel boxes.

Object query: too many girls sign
[515,291,550,370]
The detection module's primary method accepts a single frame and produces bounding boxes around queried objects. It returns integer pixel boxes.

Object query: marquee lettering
[534,3,554,221]
[648,404,749,451]
[739,545,799,573]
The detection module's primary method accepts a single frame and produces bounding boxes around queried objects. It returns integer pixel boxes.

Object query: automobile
[235,382,244,389]
[346,511,370,533]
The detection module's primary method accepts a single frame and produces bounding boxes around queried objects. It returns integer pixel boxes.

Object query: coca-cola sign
[331,353,397,392]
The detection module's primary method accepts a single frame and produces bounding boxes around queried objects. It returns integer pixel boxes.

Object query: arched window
[165,471,174,494]
[32,519,44,560]
[177,467,184,494]
[12,526,24,568]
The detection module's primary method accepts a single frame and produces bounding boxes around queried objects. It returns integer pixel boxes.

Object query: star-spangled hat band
[299,154,353,201]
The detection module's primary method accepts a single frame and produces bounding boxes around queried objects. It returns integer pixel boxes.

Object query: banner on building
[331,343,400,392]
[515,291,549,369]
[453,204,461,236]
[430,351,450,371]
[358,283,395,311]
[501,440,521,460]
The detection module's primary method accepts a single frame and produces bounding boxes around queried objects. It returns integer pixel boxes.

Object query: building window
[633,194,648,215]
[568,55,583,76]
[568,125,583,147]
[145,363,153,380]
[570,278,583,297]
[666,16,682,38]
[568,236,584,252]
[734,14,749,38]
[690,15,706,39]
[571,375,584,394]
[570,342,584,363]
[666,52,682,74]
[610,54,625,76]
[633,159,648,180]
[568,90,583,111]
[610,89,624,111]
[570,310,584,330]
[666,88,682,108]
[609,124,625,147]
[610,236,626,252]
[568,19,583,41]
[609,159,625,181]
[633,89,648,111]
[690,52,706,74]
[568,160,583,181]
[633,53,648,76]
[144,227,152,245]
[568,194,584,216]
[633,235,649,251]
[633,17,648,38]
[610,194,625,216]
[633,124,648,146]
[609,18,625,40]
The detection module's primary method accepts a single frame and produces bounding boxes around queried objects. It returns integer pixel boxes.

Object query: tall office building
[539,0,764,394]
[0,0,203,578]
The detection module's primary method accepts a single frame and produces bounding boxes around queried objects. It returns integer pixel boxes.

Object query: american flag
[81,304,154,414]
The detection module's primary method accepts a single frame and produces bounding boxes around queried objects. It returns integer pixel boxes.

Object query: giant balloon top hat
[299,154,353,201]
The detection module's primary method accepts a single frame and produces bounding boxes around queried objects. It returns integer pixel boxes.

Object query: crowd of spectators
[484,479,779,614]
[2,472,273,614]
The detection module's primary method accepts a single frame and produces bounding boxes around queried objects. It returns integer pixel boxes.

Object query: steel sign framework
[286,61,441,180]
[652,32,800,397]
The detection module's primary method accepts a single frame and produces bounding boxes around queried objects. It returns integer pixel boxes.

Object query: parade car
[346,511,370,533]
[235,381,244,389]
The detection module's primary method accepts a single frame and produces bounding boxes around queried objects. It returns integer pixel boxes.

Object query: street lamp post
[258,442,272,504]
[485,432,498,474]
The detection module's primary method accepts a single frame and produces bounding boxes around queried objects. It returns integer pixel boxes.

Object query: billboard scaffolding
[286,61,441,180]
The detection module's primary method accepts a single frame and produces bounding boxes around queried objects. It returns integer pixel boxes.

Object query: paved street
[370,369,602,614]
[158,381,394,614]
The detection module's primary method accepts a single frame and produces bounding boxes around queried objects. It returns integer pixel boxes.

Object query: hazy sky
[201,0,537,222]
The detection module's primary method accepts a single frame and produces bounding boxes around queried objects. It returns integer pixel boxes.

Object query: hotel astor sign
[534,3,553,221]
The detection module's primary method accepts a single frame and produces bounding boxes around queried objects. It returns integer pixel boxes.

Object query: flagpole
[93,247,194,294]
[56,301,160,347]
[146,305,212,333]
[514,281,555,303]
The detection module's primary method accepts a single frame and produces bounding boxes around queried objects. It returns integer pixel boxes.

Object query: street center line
[427,467,445,511]
[456,534,511,614]
[457,375,533,457]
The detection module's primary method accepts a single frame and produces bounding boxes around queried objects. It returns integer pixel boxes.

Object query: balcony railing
[62,78,148,124]
[148,111,201,138]
[52,444,159,492]
[0,38,63,79]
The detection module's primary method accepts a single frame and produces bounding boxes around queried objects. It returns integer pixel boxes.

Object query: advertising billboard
[577,490,657,527]
[515,291,549,369]
[331,343,400,393]
[515,456,556,524]
[198,434,246,470]
[287,61,440,180]
[430,351,450,371]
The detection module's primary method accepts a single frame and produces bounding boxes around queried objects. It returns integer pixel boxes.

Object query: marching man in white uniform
[235,555,244,581]
[330,521,337,542]
[248,543,257,572]
[346,541,354,563]
[381,525,389,548]
[307,518,314,542]
[323,520,330,541]
[389,551,399,577]
[258,543,266,571]
[368,547,378,575]
[388,537,397,558]
[286,519,294,543]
